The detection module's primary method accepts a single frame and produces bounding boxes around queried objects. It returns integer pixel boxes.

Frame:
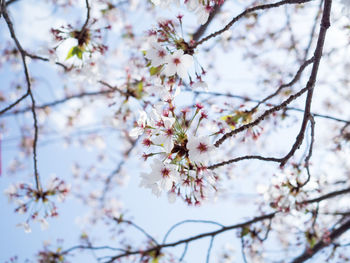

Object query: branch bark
[291,219,350,263]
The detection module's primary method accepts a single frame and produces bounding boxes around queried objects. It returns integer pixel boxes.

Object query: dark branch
[291,218,350,263]
[214,85,310,147]
[105,213,276,262]
[214,0,332,171]
[192,4,223,42]
[304,187,350,205]
[162,219,224,244]
[1,0,42,192]
[187,89,350,124]
[25,52,69,71]
[0,91,29,115]
[278,0,331,167]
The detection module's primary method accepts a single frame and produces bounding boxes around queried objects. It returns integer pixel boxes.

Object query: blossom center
[173,58,181,65]
[197,143,208,153]
[165,128,173,136]
[161,168,170,177]
[158,50,166,58]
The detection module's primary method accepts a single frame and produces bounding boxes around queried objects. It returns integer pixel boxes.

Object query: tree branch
[304,187,350,205]
[250,57,314,113]
[192,4,223,42]
[1,0,42,192]
[105,213,276,262]
[214,85,310,147]
[193,0,313,48]
[214,0,332,171]
[291,218,350,263]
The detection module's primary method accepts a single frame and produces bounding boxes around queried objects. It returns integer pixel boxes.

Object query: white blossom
[140,159,180,196]
[17,222,32,233]
[195,5,211,25]
[145,42,168,67]
[152,134,174,153]
[187,136,214,165]
[163,50,193,79]
[130,110,148,138]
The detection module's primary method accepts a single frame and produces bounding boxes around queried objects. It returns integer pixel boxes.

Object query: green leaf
[66,46,76,60]
[241,226,250,237]
[220,114,239,129]
[66,46,84,60]
[135,81,143,99]
[149,66,162,76]
[305,231,317,249]
[76,47,83,59]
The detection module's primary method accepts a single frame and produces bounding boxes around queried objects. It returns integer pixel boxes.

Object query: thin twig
[162,219,225,244]
[206,236,215,263]
[187,89,350,124]
[241,235,248,263]
[291,218,350,263]
[5,0,19,6]
[214,0,332,171]
[279,0,331,167]
[62,245,127,255]
[214,85,310,147]
[304,187,350,205]
[304,0,324,60]
[25,52,69,71]
[299,115,315,187]
[1,1,42,192]
[100,137,138,204]
[179,242,188,262]
[105,213,276,262]
[113,218,159,246]
[0,91,29,115]
[250,57,314,112]
[194,0,312,48]
[78,0,91,41]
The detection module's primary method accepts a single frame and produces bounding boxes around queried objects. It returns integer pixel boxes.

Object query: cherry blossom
[140,159,180,196]
[129,110,148,138]
[163,50,193,79]
[145,42,168,68]
[195,5,211,25]
[4,178,70,231]
[152,134,174,153]
[187,136,214,165]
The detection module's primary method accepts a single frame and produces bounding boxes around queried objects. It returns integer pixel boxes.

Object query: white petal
[39,219,49,230]
[129,127,143,138]
[168,192,177,203]
[172,49,184,57]
[176,64,188,79]
[162,117,175,129]
[163,63,177,77]
[181,54,193,68]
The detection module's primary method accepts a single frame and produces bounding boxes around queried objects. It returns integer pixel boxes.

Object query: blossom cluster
[143,17,212,93]
[51,22,110,61]
[258,169,313,212]
[145,19,194,81]
[131,100,218,205]
[5,178,70,232]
